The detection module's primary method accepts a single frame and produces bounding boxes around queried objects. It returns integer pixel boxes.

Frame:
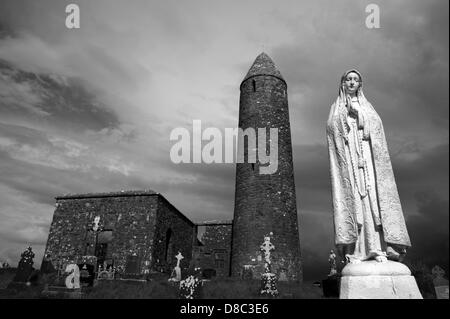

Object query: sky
[0,0,448,281]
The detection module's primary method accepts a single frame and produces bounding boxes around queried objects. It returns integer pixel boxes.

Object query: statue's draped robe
[326,100,411,256]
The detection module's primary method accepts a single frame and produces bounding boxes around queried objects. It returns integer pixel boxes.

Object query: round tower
[231,53,302,282]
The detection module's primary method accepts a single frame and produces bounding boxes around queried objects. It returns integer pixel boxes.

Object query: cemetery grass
[0,269,15,290]
[85,277,324,299]
[1,265,440,299]
[0,268,43,299]
[0,269,323,299]
[0,271,436,299]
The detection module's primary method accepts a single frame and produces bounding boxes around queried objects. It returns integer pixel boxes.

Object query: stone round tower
[231,53,302,282]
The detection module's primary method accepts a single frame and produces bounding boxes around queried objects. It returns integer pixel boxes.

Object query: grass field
[0,269,324,299]
[88,277,324,299]
[0,265,439,299]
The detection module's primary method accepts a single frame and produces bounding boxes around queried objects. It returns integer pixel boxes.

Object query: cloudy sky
[0,0,448,280]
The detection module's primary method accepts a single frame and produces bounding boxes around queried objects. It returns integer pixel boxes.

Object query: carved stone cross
[175,252,184,268]
[260,235,275,264]
[92,216,101,231]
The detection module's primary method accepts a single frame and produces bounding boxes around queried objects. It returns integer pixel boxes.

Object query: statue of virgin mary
[326,69,411,263]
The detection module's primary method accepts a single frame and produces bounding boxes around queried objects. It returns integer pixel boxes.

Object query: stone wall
[42,191,195,276]
[151,196,196,273]
[193,222,233,277]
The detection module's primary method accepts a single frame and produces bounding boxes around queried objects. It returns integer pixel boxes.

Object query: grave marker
[432,265,449,299]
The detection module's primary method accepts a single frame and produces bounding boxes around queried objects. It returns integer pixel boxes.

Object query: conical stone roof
[242,52,285,83]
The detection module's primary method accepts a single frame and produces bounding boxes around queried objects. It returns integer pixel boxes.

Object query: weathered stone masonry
[231,53,303,282]
[193,221,233,277]
[43,191,195,275]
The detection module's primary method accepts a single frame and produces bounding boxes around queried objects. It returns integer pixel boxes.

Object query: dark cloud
[0,0,68,44]
[405,191,449,273]
[0,59,120,132]
[394,143,449,192]
[0,224,49,246]
[0,148,132,205]
[158,163,236,221]
[272,0,449,147]
[392,142,449,221]
[298,212,335,280]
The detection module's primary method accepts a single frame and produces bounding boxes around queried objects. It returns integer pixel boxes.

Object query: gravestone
[76,255,97,287]
[92,216,101,231]
[328,250,337,276]
[12,247,35,283]
[259,234,279,297]
[202,269,216,279]
[97,260,115,280]
[97,267,115,280]
[168,252,184,282]
[125,254,141,274]
[242,265,254,280]
[78,263,95,287]
[278,269,288,282]
[322,249,340,298]
[432,265,449,299]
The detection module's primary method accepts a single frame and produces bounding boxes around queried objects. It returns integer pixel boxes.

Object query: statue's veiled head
[340,69,363,96]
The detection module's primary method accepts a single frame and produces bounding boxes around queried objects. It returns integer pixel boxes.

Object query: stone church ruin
[41,53,303,282]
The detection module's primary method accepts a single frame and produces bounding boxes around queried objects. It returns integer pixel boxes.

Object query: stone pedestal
[340,260,422,299]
